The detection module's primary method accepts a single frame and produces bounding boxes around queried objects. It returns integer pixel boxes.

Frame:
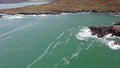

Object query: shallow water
[0,13,120,68]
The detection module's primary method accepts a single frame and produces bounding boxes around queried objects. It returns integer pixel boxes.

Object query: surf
[76,27,120,50]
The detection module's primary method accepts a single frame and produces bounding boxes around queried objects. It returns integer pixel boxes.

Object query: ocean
[0,2,120,68]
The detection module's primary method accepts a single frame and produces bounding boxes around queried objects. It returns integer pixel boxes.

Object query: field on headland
[0,0,120,15]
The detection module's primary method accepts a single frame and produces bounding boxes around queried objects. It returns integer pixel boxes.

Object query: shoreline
[0,0,120,16]
[0,11,120,18]
[0,11,120,19]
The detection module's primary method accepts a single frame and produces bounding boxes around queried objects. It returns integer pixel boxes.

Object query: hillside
[0,0,50,4]
[0,0,120,15]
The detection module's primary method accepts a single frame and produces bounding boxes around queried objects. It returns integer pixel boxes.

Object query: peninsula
[0,0,120,15]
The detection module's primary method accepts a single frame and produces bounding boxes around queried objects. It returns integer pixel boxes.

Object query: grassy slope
[1,0,120,14]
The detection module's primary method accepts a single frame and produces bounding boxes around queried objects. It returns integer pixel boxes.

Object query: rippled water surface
[0,3,120,68]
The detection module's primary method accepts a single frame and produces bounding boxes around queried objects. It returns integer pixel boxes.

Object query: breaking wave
[2,15,24,19]
[76,27,120,50]
[76,27,97,40]
[0,23,33,38]
[102,34,120,50]
[2,14,50,20]
[27,14,49,17]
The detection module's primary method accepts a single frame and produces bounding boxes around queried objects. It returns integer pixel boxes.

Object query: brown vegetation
[0,0,120,15]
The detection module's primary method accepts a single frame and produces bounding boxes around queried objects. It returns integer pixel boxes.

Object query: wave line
[26,31,65,68]
[0,23,32,38]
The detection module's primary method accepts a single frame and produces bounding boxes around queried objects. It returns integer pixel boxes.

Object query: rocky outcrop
[0,0,49,4]
[88,26,113,38]
[88,22,120,45]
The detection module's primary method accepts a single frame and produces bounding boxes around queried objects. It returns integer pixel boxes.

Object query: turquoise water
[0,13,120,68]
[0,3,120,68]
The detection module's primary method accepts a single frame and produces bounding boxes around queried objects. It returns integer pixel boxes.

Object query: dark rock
[89,22,120,38]
[88,22,120,45]
[113,25,120,32]
[88,26,113,38]
[0,15,2,18]
[114,22,120,25]
[114,41,120,45]
[90,10,98,12]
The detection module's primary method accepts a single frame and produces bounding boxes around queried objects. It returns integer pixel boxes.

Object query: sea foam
[76,27,97,40]
[76,27,120,50]
[2,15,24,19]
[106,40,120,50]
[102,34,120,50]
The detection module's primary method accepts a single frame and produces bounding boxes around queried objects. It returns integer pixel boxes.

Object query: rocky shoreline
[0,0,120,15]
[88,22,120,45]
[0,10,120,17]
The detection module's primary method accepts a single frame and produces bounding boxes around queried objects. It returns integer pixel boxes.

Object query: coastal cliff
[0,0,120,15]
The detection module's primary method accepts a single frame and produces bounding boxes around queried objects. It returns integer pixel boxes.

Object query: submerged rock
[88,22,120,45]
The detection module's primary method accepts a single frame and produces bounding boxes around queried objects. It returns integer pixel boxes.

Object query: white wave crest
[9,16,24,19]
[106,41,120,50]
[0,23,32,38]
[102,34,120,50]
[76,27,97,40]
[80,12,90,14]
[3,15,24,19]
[28,14,48,17]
